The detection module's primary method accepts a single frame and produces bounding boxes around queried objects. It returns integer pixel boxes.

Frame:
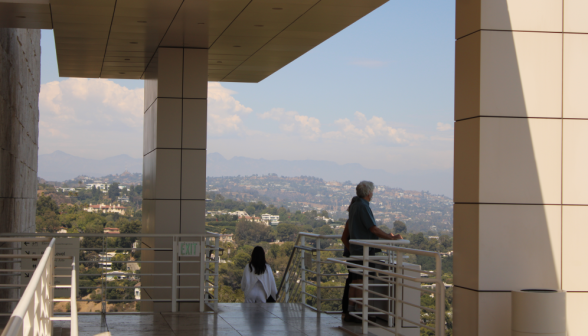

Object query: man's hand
[390,233,403,240]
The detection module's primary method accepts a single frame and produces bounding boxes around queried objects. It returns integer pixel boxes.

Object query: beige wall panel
[479,31,562,118]
[478,291,512,336]
[566,292,588,335]
[564,0,588,33]
[140,200,180,248]
[456,0,562,38]
[181,150,206,200]
[453,287,478,336]
[180,200,206,234]
[563,120,588,205]
[455,32,481,121]
[453,204,479,290]
[479,118,562,204]
[155,98,182,149]
[154,149,181,199]
[478,204,561,291]
[183,49,208,99]
[454,118,480,203]
[481,0,562,33]
[143,102,155,155]
[182,99,207,149]
[563,34,588,119]
[562,206,588,291]
[157,48,183,98]
[142,150,155,199]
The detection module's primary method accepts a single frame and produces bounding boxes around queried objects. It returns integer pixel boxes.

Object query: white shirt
[241,264,278,300]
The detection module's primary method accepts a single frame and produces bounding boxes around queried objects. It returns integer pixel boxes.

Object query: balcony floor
[53,303,388,336]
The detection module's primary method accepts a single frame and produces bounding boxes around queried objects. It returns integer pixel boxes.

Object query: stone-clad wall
[0,28,40,235]
[0,28,40,314]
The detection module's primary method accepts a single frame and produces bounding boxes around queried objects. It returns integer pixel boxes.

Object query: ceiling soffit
[0,0,387,82]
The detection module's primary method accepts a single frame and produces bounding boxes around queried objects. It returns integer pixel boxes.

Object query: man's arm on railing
[341,220,350,251]
[369,226,403,240]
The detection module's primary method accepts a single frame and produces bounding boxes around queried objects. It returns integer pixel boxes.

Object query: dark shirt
[348,198,378,255]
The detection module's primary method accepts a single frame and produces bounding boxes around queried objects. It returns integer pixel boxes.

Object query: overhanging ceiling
[0,0,387,83]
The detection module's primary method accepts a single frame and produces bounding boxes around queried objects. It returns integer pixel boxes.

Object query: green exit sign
[178,242,200,257]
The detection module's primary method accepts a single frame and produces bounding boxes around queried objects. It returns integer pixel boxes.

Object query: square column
[141,47,208,312]
[454,1,588,334]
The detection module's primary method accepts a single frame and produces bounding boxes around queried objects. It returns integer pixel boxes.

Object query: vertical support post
[316,238,321,313]
[172,236,178,313]
[285,272,290,303]
[48,245,55,334]
[101,236,106,315]
[435,254,444,336]
[362,245,369,335]
[71,257,78,336]
[395,251,404,336]
[388,250,393,328]
[214,236,219,312]
[199,236,205,313]
[300,236,306,306]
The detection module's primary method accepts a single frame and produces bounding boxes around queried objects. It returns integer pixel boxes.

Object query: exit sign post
[178,241,200,257]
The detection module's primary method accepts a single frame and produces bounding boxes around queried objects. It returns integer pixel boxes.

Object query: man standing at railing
[346,180,403,315]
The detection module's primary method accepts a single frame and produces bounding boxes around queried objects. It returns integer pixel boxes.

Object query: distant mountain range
[38,151,453,196]
[39,151,143,182]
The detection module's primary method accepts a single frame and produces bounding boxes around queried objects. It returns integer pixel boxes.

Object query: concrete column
[453,1,588,335]
[141,47,208,312]
[0,28,40,313]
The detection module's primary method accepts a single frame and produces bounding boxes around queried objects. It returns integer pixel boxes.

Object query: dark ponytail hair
[347,196,361,212]
[249,246,267,275]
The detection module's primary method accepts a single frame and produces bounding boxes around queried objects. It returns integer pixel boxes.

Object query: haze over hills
[38,151,452,196]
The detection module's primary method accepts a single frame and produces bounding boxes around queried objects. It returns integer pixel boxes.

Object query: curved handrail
[276,232,343,299]
[1,238,56,336]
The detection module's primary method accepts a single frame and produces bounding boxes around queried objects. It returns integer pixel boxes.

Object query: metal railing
[276,233,345,312]
[328,239,445,335]
[0,238,59,336]
[0,233,220,317]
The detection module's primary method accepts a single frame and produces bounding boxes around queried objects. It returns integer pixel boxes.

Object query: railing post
[388,250,393,328]
[172,236,178,313]
[362,245,369,335]
[316,238,321,313]
[214,236,219,312]
[300,236,306,306]
[435,255,444,336]
[199,236,205,313]
[71,257,78,336]
[395,251,404,335]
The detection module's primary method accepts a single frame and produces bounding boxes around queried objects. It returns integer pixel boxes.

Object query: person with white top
[241,246,277,303]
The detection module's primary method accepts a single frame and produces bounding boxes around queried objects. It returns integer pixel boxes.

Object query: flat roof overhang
[0,0,387,83]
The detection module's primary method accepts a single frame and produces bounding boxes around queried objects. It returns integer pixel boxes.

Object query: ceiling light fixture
[254,25,264,27]
[130,42,138,44]
[233,45,241,48]
[272,7,282,10]
[217,61,222,63]
[16,16,26,18]
[137,21,146,23]
[197,22,205,24]
[119,72,125,74]
[124,59,130,61]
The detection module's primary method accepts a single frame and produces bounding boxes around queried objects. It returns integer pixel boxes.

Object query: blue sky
[39,1,455,186]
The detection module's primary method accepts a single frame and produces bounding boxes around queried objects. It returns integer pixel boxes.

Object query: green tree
[393,220,407,234]
[235,220,274,245]
[108,182,120,201]
[36,195,59,216]
[276,223,299,241]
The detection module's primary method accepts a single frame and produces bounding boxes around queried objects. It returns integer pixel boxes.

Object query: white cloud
[436,122,453,131]
[350,58,388,68]
[208,82,252,135]
[39,78,144,158]
[258,108,321,140]
[324,112,425,144]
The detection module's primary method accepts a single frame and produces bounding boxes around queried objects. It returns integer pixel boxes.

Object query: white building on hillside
[261,214,280,226]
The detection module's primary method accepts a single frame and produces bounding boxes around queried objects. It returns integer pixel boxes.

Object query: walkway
[53,303,387,336]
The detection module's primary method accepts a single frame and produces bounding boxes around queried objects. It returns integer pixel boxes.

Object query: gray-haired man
[347,180,402,314]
